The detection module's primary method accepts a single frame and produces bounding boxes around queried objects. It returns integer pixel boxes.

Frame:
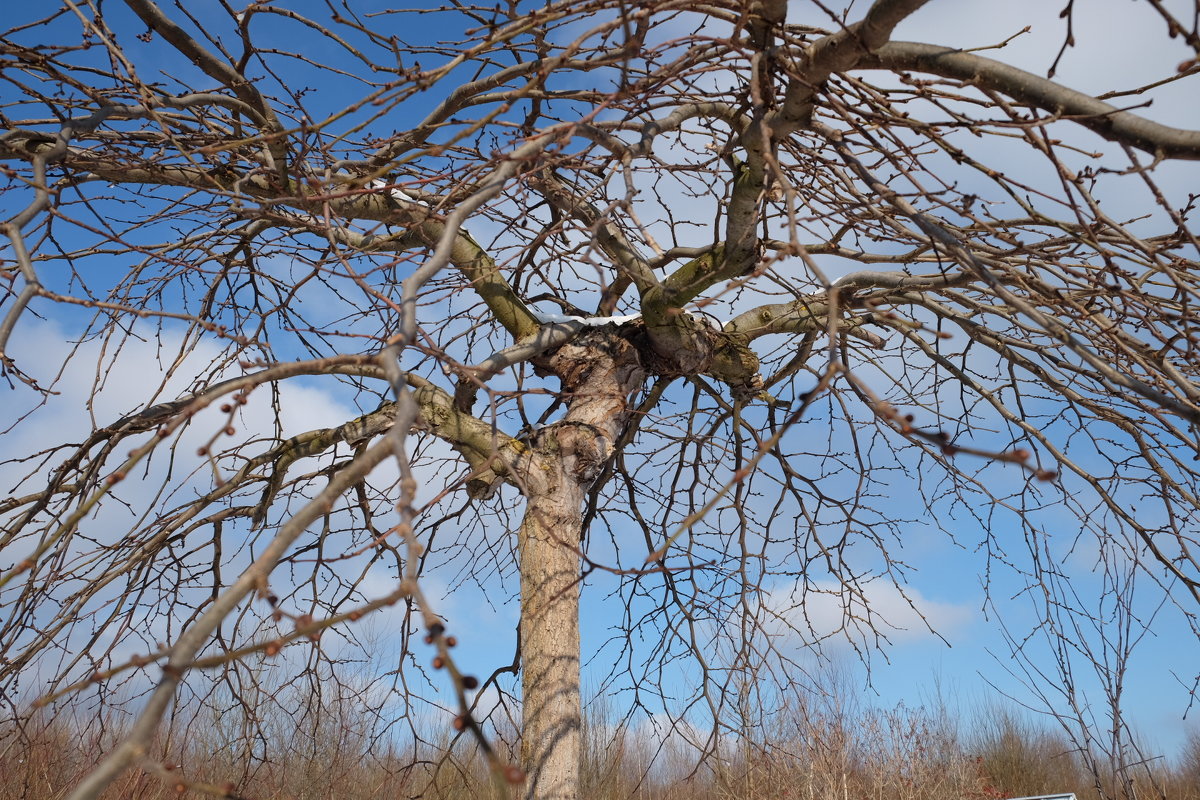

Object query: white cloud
[1,316,365,524]
[5,316,356,448]
[631,711,727,774]
[762,577,976,649]
[890,0,1196,119]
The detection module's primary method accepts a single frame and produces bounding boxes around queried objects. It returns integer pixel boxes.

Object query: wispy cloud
[762,577,977,649]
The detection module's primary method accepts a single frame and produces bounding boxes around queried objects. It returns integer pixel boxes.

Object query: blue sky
[3,0,1200,775]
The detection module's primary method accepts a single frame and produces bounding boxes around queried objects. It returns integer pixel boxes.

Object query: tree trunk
[518,478,584,800]
[516,329,647,800]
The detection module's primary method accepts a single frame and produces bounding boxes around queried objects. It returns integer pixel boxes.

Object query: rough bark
[517,475,585,800]
[516,329,645,800]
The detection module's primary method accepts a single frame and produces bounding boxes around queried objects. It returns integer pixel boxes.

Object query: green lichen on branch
[412,382,526,498]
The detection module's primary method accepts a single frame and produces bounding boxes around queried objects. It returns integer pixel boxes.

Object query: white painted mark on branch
[529,309,643,326]
[372,179,432,209]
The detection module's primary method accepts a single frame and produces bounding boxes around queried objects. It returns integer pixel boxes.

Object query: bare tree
[2,1,1200,799]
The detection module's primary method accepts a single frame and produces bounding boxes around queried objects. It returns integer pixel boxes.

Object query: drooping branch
[5,4,1200,799]
[864,41,1200,160]
[250,401,403,528]
[63,438,395,800]
[0,131,542,342]
[813,120,1200,425]
[724,295,881,343]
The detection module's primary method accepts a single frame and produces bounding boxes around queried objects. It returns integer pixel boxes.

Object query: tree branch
[123,0,291,179]
[865,41,1200,160]
[773,0,932,134]
[0,134,541,341]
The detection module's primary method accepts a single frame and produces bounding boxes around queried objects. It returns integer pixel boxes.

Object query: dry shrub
[969,707,1085,799]
[3,690,1197,800]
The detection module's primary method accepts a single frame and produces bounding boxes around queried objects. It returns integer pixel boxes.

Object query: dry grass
[2,690,1196,800]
